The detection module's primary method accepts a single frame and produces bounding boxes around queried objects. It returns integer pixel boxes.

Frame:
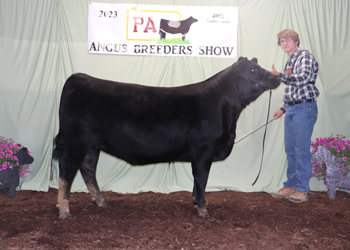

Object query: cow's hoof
[94,198,108,208]
[100,201,108,208]
[59,212,71,219]
[197,208,209,218]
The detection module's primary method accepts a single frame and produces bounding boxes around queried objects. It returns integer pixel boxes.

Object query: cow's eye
[251,69,255,72]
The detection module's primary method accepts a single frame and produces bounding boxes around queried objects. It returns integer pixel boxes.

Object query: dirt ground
[1,188,350,250]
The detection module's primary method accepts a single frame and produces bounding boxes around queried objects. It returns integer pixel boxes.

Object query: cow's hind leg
[191,159,212,217]
[79,147,107,208]
[57,153,81,219]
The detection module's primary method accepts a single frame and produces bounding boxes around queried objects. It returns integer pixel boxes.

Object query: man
[269,29,319,203]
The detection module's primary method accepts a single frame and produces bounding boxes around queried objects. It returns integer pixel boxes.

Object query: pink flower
[343,157,347,161]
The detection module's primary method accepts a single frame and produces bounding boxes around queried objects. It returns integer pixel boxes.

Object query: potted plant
[0,136,33,198]
[311,134,350,198]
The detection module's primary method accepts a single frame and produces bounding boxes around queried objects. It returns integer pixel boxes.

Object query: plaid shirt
[279,47,319,112]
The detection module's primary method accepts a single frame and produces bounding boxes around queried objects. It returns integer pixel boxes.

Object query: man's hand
[269,64,279,76]
[273,109,284,119]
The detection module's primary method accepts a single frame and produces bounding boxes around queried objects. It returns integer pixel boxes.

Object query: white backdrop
[1,0,349,194]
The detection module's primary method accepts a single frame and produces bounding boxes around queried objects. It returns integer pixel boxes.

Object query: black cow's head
[188,16,198,24]
[233,57,280,90]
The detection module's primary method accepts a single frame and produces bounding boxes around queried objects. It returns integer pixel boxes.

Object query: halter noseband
[234,69,268,87]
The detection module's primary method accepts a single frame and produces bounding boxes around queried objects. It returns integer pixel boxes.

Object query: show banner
[88,2,239,58]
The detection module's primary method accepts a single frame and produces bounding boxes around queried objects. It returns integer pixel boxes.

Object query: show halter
[252,88,272,186]
[233,68,276,186]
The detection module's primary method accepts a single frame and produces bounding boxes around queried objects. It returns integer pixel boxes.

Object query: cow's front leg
[80,148,107,208]
[159,30,166,40]
[191,159,212,217]
[192,185,197,206]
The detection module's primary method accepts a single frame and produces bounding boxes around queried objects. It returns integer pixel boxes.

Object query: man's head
[277,29,300,56]
[277,29,300,46]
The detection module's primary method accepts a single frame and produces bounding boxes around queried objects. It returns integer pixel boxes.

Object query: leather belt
[287,99,315,105]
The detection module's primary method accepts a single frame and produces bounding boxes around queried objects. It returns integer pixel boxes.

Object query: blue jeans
[283,101,318,193]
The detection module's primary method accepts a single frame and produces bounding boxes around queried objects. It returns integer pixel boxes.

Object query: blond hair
[277,29,300,46]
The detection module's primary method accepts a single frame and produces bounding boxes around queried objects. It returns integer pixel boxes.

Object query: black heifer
[159,16,198,41]
[53,57,280,219]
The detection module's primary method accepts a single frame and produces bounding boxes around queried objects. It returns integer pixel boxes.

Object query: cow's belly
[98,131,233,166]
[100,142,192,165]
[95,125,191,165]
[81,108,227,165]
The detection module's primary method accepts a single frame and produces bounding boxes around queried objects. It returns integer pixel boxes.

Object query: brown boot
[287,191,308,203]
[270,187,296,198]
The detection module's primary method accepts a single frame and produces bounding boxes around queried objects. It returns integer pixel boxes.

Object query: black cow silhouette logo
[159,16,198,41]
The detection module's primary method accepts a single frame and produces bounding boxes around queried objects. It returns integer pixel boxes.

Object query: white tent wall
[1,0,349,194]
[0,0,60,190]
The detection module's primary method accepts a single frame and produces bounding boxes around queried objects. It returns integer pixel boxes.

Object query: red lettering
[133,17,144,32]
[143,17,157,33]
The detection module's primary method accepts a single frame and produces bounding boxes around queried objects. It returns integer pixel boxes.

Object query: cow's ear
[251,58,258,64]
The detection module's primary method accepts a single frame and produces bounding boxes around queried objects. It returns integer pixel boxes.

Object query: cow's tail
[52,133,64,161]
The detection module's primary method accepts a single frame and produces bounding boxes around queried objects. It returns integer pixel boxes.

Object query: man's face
[279,37,299,55]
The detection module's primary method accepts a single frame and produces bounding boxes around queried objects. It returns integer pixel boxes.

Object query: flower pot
[0,166,20,199]
[311,145,350,199]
